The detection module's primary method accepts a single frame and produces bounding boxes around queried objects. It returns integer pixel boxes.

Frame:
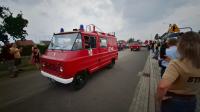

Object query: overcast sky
[1,0,200,42]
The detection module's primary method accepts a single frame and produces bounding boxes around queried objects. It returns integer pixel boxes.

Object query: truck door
[99,37,109,67]
[83,35,99,72]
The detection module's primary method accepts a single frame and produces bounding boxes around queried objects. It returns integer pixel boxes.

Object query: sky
[1,0,200,43]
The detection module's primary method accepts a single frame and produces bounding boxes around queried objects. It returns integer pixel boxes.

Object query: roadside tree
[0,6,28,44]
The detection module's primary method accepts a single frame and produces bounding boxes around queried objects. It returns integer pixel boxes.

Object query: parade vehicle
[40,24,118,89]
[117,41,125,51]
[117,42,123,51]
[117,40,127,51]
[141,42,146,47]
[129,42,141,51]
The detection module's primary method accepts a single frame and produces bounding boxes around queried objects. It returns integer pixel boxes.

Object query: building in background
[40,40,51,46]
[16,40,35,46]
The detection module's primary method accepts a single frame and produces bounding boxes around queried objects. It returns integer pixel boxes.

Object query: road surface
[0,48,149,112]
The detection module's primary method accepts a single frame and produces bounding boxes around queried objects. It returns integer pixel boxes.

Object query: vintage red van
[40,24,118,89]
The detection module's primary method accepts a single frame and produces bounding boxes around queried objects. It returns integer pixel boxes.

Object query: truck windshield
[48,33,79,50]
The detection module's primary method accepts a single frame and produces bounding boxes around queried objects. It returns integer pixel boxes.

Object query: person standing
[31,45,40,69]
[160,38,178,77]
[2,42,17,78]
[11,44,22,71]
[157,32,200,112]
[159,39,168,77]
[151,41,155,53]
[153,41,160,60]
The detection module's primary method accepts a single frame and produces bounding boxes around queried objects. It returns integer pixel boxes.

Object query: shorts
[15,58,21,66]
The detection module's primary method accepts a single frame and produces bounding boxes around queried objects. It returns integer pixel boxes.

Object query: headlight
[59,66,64,72]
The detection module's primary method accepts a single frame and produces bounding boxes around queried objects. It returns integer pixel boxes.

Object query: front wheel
[72,71,88,90]
[49,78,63,86]
[107,59,115,69]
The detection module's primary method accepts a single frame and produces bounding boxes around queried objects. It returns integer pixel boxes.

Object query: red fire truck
[129,42,141,51]
[40,24,118,89]
[117,40,127,51]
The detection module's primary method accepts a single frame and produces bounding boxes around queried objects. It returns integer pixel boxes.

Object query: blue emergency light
[80,24,84,31]
[60,28,64,32]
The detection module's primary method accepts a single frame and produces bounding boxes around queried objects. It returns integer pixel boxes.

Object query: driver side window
[84,36,96,49]
[72,34,83,50]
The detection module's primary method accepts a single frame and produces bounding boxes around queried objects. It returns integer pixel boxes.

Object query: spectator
[157,32,200,112]
[160,38,178,77]
[164,38,178,62]
[151,41,155,53]
[11,43,22,71]
[2,42,17,78]
[31,45,40,69]
[159,39,168,77]
[147,44,150,51]
[153,41,160,60]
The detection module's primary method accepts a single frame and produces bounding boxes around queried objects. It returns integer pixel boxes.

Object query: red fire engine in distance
[40,24,118,89]
[129,42,141,51]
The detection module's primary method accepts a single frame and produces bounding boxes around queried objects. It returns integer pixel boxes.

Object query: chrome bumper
[41,71,73,84]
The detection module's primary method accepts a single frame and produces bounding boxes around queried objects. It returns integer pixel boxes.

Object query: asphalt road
[0,48,149,112]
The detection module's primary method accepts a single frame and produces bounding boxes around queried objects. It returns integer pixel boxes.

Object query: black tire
[131,48,133,51]
[72,71,88,90]
[107,59,115,69]
[49,78,63,86]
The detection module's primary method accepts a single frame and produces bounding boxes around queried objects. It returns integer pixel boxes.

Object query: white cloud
[117,0,200,41]
[1,0,200,42]
[1,0,125,42]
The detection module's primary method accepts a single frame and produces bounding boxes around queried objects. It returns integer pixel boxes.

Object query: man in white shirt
[160,38,178,77]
